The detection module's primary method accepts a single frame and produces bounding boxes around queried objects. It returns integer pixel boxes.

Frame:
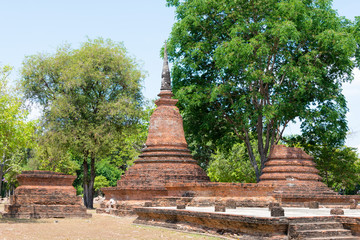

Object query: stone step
[274,194,338,198]
[274,189,335,192]
[296,229,352,238]
[289,217,337,223]
[274,188,336,191]
[275,191,336,194]
[290,222,343,231]
[109,209,135,216]
[309,237,360,240]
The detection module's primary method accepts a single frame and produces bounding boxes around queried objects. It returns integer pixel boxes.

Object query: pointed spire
[161,43,172,91]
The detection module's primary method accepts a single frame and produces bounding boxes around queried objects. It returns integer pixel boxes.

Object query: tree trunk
[256,114,268,173]
[82,156,96,209]
[0,163,4,198]
[0,176,3,198]
[243,129,260,182]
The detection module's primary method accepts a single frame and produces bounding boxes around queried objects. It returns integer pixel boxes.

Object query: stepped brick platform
[165,182,275,198]
[134,207,360,239]
[127,145,360,209]
[100,45,209,203]
[101,144,360,214]
[1,171,91,219]
[99,51,359,222]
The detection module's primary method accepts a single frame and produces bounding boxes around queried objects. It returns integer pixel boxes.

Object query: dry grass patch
[0,205,221,240]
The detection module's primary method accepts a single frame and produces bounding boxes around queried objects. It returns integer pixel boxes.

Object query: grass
[0,203,224,240]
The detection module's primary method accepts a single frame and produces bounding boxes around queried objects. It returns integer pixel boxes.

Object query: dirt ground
[0,203,222,240]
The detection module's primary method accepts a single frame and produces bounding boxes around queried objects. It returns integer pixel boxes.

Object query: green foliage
[20,38,145,208]
[317,146,360,194]
[0,65,36,196]
[94,175,110,195]
[29,140,80,175]
[207,143,257,183]
[95,159,122,187]
[72,102,152,198]
[166,0,358,180]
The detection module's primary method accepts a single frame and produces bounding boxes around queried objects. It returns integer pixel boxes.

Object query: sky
[0,0,359,150]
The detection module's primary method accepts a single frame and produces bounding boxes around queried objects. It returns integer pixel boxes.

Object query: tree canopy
[166,0,360,181]
[20,38,145,208]
[0,65,36,196]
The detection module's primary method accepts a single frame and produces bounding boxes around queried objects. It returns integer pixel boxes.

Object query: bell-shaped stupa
[259,145,336,196]
[259,145,323,184]
[102,45,209,200]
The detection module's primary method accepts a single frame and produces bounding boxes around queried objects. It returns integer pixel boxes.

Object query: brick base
[1,171,91,219]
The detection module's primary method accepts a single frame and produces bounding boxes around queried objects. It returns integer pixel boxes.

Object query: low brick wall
[102,187,168,201]
[134,207,288,238]
[334,216,360,236]
[134,207,360,239]
[275,195,360,207]
[165,182,276,198]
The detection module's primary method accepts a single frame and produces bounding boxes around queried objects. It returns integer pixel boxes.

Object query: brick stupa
[1,171,91,219]
[259,145,342,204]
[102,45,209,200]
[260,144,327,186]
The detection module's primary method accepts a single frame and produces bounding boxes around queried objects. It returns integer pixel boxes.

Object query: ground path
[0,204,221,240]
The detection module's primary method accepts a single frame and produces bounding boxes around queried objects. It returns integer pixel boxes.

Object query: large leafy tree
[166,0,360,181]
[21,38,145,208]
[0,65,36,196]
[207,142,258,183]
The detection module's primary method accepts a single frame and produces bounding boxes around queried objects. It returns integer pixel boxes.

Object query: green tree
[73,103,152,197]
[20,38,145,208]
[166,0,359,181]
[208,142,257,183]
[29,133,80,175]
[94,175,110,196]
[0,65,36,196]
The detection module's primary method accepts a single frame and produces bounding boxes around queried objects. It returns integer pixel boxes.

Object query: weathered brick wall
[1,171,91,219]
[134,207,289,238]
[165,182,275,198]
[259,145,325,184]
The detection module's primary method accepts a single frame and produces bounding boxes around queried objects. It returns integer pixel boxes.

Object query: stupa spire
[160,43,171,91]
[99,45,209,200]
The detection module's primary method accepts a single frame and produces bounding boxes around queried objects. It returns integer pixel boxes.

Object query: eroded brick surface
[259,145,326,185]
[256,145,360,206]
[1,171,90,219]
[134,207,289,238]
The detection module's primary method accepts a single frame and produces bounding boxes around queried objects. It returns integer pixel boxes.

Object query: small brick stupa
[259,145,340,204]
[260,145,326,186]
[102,45,209,201]
[1,171,91,219]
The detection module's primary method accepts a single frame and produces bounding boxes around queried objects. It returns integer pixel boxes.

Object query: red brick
[1,171,91,219]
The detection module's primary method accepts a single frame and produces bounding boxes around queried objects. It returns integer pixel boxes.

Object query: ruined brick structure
[259,145,360,206]
[1,171,90,219]
[260,145,326,185]
[156,145,360,208]
[259,144,335,193]
[100,47,360,212]
[135,208,360,239]
[101,45,209,201]
[134,145,360,239]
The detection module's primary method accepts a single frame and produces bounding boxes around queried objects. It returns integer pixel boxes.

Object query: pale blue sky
[0,0,359,150]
